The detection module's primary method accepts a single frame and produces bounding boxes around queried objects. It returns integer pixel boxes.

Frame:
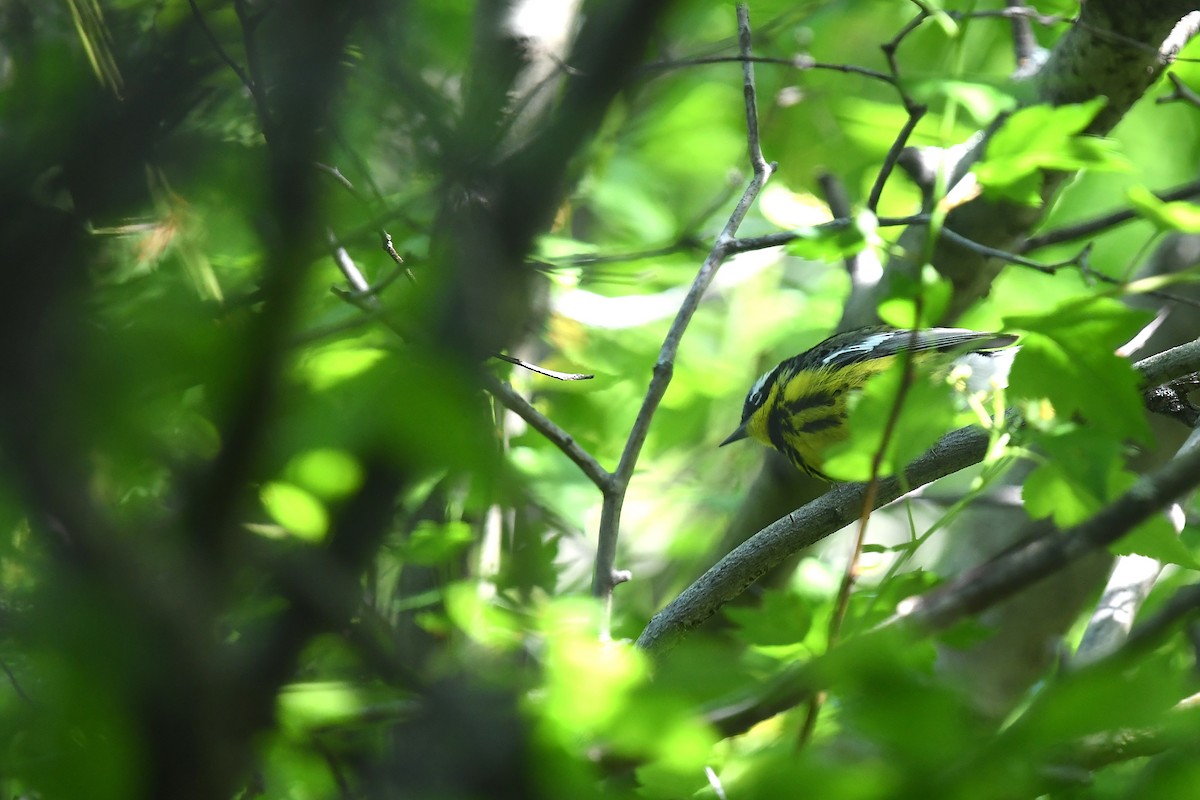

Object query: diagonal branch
[591,4,775,632]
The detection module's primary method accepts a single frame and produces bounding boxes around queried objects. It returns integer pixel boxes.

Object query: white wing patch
[819,331,892,365]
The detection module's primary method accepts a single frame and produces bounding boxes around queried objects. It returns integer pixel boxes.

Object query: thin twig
[481,373,611,490]
[867,104,927,213]
[492,353,594,381]
[233,0,273,138]
[590,4,775,633]
[1006,0,1040,70]
[1,660,31,704]
[881,11,928,85]
[1160,71,1200,108]
[641,54,896,88]
[186,0,255,95]
[315,161,359,196]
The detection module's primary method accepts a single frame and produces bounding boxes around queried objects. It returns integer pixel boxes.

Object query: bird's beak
[719,423,749,447]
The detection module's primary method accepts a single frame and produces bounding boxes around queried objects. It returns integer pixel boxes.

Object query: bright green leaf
[974,99,1131,205]
[1006,297,1152,444]
[786,210,877,261]
[1022,432,1130,525]
[296,344,387,391]
[398,520,474,565]
[537,599,648,737]
[261,482,328,541]
[1114,516,1200,569]
[1127,184,1200,233]
[286,448,363,500]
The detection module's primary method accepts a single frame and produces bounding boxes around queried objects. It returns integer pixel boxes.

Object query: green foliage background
[1,1,1200,798]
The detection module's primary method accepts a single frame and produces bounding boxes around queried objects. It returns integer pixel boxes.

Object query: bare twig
[232,0,273,137]
[641,54,896,88]
[1160,71,1200,109]
[591,4,775,633]
[188,0,273,139]
[1,660,31,705]
[379,233,417,291]
[867,105,927,213]
[491,353,594,381]
[1006,0,1041,70]
[187,0,255,97]
[327,228,374,299]
[481,373,611,489]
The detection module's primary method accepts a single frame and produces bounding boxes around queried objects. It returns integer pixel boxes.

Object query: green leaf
[877,263,953,328]
[1114,516,1200,569]
[261,482,328,541]
[285,448,363,500]
[785,210,877,261]
[1022,429,1130,525]
[910,79,1018,124]
[1127,184,1200,233]
[398,520,474,566]
[296,344,387,391]
[1006,297,1152,444]
[974,99,1131,205]
[724,588,813,646]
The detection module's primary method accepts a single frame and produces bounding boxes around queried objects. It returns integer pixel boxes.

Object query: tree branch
[635,420,998,653]
[591,4,775,632]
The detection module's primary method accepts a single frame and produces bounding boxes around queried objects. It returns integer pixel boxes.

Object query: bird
[719,326,1018,480]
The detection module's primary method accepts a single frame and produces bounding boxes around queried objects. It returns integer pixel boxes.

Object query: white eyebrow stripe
[747,369,772,404]
[819,331,890,365]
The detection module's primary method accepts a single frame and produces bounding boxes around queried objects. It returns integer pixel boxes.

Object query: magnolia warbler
[720,327,1017,480]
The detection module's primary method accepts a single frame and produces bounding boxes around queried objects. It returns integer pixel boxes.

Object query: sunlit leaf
[1114,516,1200,569]
[1007,297,1152,443]
[261,482,328,541]
[1127,184,1200,233]
[785,210,878,262]
[975,99,1131,205]
[285,448,363,500]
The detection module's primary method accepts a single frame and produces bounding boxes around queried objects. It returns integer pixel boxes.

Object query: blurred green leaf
[285,448,364,500]
[725,588,814,646]
[1114,516,1200,569]
[975,99,1131,204]
[785,211,877,261]
[398,520,474,565]
[261,482,329,541]
[1127,184,1200,233]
